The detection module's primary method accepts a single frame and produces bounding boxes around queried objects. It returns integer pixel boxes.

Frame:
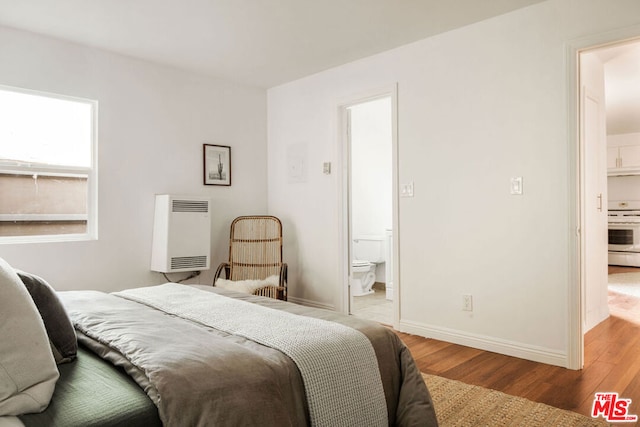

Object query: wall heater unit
[150,195,211,273]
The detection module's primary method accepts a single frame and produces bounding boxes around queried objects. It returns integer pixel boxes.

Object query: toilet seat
[352,260,373,274]
[352,259,372,267]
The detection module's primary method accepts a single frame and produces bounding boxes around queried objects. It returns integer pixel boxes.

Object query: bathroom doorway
[342,91,396,326]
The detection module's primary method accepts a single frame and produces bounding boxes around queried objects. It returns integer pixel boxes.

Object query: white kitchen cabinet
[608,144,640,175]
[608,146,619,170]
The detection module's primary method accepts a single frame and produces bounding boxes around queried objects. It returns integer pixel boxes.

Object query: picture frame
[203,144,231,186]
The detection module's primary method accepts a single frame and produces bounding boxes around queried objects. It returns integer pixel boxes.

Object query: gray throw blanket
[115,283,387,427]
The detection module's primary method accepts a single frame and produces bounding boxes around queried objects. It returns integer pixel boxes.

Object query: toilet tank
[353,235,385,263]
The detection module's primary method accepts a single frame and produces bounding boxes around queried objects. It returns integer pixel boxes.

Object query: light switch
[510,177,523,195]
[323,162,331,175]
[401,182,414,197]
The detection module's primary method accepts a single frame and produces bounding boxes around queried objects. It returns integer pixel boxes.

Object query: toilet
[351,236,384,296]
[351,259,377,296]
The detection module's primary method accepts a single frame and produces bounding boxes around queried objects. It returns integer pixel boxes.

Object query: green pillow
[17,270,77,364]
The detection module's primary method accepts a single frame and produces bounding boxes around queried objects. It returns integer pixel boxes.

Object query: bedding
[0,259,58,417]
[16,270,77,364]
[18,346,161,427]
[115,284,388,427]
[59,284,438,427]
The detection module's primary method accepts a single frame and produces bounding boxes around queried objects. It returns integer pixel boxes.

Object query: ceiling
[0,0,544,88]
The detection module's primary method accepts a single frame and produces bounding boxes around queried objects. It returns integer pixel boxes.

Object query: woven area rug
[608,272,640,297]
[423,374,610,426]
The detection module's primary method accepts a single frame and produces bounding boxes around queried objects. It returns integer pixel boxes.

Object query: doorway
[339,88,398,327]
[578,36,640,368]
[593,40,640,322]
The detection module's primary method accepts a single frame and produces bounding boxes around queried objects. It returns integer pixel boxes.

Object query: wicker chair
[213,216,287,300]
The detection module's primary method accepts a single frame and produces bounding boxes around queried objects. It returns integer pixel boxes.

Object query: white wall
[267,0,640,366]
[605,46,640,135]
[608,132,640,146]
[0,26,267,291]
[609,174,640,201]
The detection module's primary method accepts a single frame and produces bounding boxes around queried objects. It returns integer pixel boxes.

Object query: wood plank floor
[395,266,640,419]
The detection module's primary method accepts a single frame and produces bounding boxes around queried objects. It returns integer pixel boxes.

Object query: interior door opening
[579,36,640,368]
[342,93,396,326]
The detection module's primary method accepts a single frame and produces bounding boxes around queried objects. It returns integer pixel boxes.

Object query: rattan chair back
[214,215,287,300]
[228,216,283,281]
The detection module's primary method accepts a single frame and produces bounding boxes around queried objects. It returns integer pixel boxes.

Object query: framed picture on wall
[203,144,231,186]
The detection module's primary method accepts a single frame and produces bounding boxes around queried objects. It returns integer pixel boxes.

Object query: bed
[0,258,438,426]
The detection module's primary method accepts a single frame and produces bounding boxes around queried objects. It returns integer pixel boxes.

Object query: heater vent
[171,256,208,270]
[151,195,211,273]
[172,199,209,213]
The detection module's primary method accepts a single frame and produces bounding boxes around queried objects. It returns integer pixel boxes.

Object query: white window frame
[0,85,98,244]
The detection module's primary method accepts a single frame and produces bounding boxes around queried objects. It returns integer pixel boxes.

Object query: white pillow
[215,275,280,294]
[0,258,59,416]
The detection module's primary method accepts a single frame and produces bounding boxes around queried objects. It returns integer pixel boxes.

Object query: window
[0,85,97,243]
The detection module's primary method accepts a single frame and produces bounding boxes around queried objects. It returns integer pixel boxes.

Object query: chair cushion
[16,270,77,364]
[215,275,280,295]
[0,257,59,416]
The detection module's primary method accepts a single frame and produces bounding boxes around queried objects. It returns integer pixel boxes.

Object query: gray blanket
[60,285,438,427]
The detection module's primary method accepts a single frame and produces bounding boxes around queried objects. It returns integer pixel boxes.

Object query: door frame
[568,27,640,370]
[336,84,399,328]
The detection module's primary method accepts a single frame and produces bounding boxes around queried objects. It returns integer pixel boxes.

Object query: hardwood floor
[396,267,640,419]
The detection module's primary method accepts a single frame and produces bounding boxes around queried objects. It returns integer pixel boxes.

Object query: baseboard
[287,296,335,311]
[398,320,567,368]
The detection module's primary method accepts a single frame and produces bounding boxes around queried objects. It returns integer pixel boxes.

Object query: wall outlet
[462,294,473,312]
